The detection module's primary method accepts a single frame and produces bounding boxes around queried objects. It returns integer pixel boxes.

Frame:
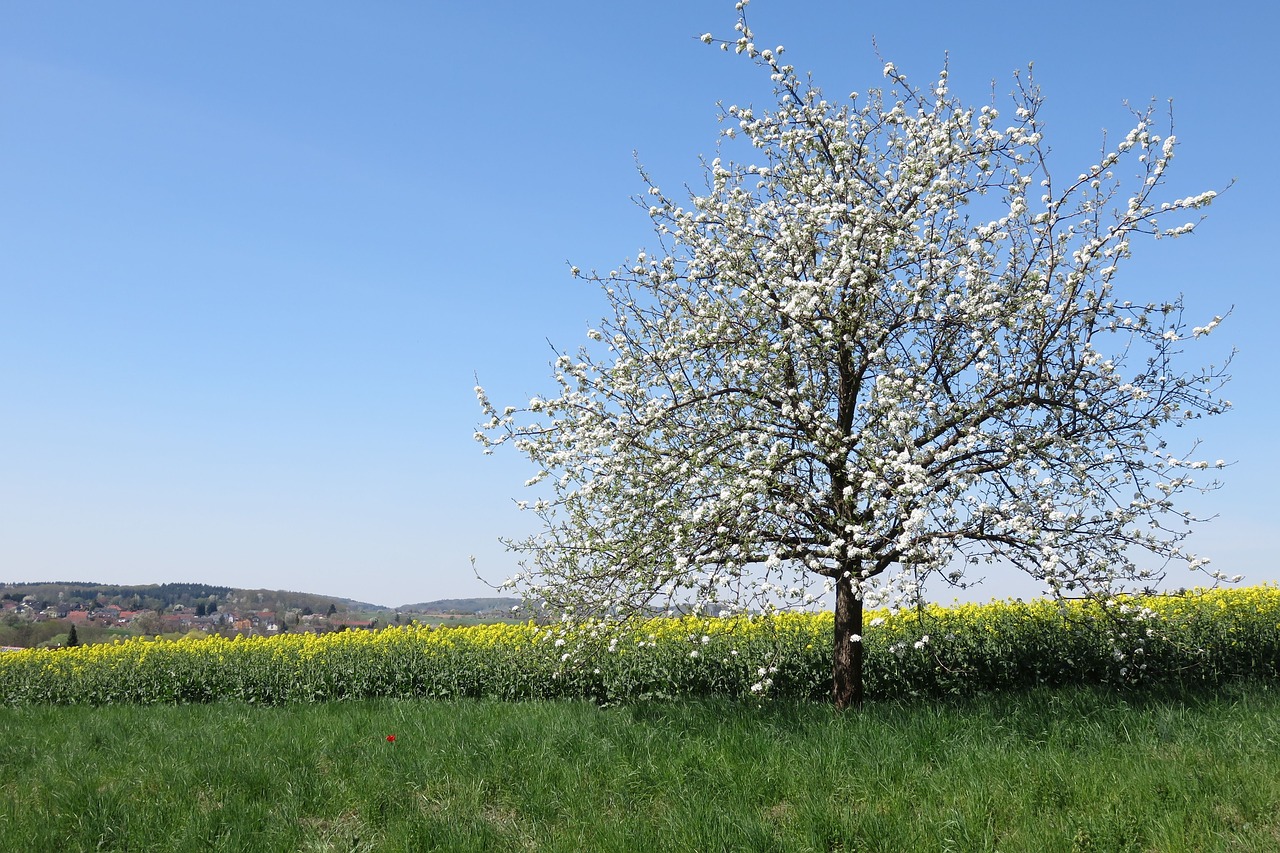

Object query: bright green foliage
[2,586,1276,706]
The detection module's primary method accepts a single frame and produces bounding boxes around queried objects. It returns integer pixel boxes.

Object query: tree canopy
[476,3,1232,708]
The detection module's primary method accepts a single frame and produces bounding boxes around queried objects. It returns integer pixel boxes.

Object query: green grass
[3,683,1279,852]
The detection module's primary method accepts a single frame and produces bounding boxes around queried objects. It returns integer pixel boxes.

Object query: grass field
[3,683,1278,852]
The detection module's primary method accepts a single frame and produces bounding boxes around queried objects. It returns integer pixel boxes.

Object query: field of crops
[3,586,1277,706]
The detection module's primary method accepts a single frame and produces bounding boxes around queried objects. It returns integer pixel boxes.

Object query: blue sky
[2,1,1274,608]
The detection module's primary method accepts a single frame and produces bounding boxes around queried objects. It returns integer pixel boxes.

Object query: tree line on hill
[2,582,523,617]
[0,582,379,617]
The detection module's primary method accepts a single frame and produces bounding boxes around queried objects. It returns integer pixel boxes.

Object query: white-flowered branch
[474,0,1233,707]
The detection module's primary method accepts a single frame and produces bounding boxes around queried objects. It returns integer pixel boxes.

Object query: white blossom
[475,5,1232,710]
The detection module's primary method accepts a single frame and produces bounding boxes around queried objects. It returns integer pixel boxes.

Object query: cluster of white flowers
[474,4,1232,697]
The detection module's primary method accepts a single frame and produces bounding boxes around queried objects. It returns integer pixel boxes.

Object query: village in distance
[0,581,521,650]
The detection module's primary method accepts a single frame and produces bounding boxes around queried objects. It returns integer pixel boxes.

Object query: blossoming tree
[475,5,1232,709]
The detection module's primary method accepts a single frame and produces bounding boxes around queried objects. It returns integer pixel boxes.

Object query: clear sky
[2,1,1274,608]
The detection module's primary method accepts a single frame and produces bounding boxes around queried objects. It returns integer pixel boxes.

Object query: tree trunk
[832,574,864,710]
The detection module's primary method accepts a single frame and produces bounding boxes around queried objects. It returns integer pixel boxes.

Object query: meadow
[3,686,1279,851]
[2,586,1278,851]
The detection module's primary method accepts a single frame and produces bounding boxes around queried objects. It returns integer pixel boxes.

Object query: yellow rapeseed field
[2,586,1276,705]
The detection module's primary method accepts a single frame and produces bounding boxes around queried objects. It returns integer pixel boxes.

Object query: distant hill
[226,588,390,614]
[0,581,531,617]
[398,597,522,615]
[0,581,389,615]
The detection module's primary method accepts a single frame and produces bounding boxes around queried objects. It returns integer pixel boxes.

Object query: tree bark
[832,574,864,711]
